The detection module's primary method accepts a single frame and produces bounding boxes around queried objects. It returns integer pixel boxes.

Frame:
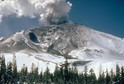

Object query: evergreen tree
[110,68,115,83]
[12,55,18,84]
[119,66,124,84]
[28,63,35,84]
[2,53,124,84]
[43,67,51,84]
[121,67,124,77]
[27,72,33,84]
[97,64,105,84]
[54,64,60,84]
[89,68,96,84]
[97,72,105,84]
[50,72,54,83]
[84,65,88,84]
[115,64,121,83]
[0,56,2,84]
[105,69,111,84]
[6,62,13,84]
[70,66,78,84]
[78,73,85,84]
[59,65,64,83]
[0,56,7,84]
[39,71,43,83]
[33,67,39,83]
[62,58,73,84]
[63,59,70,84]
[19,64,28,84]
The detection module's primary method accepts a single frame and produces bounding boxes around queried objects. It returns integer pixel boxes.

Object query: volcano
[0,23,124,74]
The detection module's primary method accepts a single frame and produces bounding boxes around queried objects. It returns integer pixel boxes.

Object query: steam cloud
[0,0,72,25]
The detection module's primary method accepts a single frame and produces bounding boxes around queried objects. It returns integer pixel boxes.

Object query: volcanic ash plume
[0,0,72,25]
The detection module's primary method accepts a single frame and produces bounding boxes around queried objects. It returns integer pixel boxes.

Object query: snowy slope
[3,52,61,73]
[0,23,124,75]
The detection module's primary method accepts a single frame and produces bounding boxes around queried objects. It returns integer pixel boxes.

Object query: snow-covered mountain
[0,23,124,75]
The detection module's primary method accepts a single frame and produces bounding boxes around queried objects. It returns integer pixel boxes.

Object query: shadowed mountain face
[0,23,124,60]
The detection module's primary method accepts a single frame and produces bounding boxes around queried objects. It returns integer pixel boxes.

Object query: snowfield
[3,52,62,73]
[3,52,124,78]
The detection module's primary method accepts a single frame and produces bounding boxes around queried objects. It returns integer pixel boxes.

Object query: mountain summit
[0,23,124,73]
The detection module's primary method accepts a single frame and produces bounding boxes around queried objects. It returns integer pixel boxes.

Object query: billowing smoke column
[0,0,72,25]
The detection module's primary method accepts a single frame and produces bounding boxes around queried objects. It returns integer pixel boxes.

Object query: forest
[0,55,124,84]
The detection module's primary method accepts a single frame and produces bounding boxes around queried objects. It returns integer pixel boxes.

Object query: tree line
[0,55,124,84]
